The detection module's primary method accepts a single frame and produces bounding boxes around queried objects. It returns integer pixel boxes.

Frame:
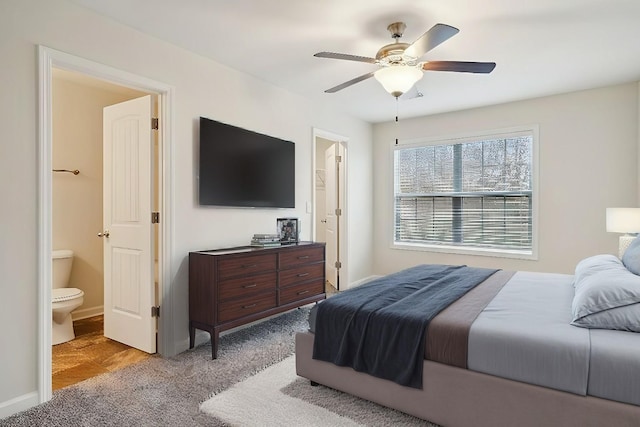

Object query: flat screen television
[198,117,295,208]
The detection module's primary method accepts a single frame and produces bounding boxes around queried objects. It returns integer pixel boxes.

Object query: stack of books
[251,233,281,247]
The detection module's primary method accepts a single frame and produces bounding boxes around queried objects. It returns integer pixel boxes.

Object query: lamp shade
[374,65,423,98]
[606,208,640,233]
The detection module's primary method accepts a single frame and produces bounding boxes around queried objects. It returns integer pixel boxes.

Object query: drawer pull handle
[297,272,310,277]
[242,303,257,309]
[242,264,258,269]
[297,290,309,296]
[298,255,310,259]
[243,284,257,288]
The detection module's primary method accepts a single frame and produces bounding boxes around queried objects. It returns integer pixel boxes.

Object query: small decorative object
[277,218,299,244]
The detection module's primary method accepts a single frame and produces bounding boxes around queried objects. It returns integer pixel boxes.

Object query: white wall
[372,83,639,276]
[0,0,372,416]
[53,73,146,317]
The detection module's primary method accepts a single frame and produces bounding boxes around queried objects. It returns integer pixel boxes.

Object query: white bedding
[469,271,640,405]
[589,329,640,406]
[468,271,590,395]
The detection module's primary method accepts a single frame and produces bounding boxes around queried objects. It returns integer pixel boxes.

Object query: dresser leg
[189,323,195,349]
[211,330,219,359]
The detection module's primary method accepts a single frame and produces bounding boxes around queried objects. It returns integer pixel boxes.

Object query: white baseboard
[0,391,39,420]
[347,275,381,289]
[72,305,103,321]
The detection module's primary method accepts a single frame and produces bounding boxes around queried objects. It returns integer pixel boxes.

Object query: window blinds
[394,133,533,252]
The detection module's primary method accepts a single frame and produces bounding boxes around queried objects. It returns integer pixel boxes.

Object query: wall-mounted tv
[198,117,295,208]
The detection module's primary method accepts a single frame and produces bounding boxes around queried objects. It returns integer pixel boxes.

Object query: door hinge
[151,306,160,317]
[152,212,160,224]
[335,261,342,269]
[335,208,342,216]
[336,155,342,163]
[151,117,159,130]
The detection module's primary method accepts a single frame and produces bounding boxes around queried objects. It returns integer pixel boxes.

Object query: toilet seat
[52,287,84,302]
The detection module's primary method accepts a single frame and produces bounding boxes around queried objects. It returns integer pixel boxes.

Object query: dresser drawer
[218,271,276,302]
[279,263,324,288]
[280,279,324,305]
[218,291,277,323]
[218,253,276,280]
[280,246,324,268]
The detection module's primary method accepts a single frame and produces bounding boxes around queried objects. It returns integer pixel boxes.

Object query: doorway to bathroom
[312,128,348,293]
[39,46,174,402]
[50,69,155,389]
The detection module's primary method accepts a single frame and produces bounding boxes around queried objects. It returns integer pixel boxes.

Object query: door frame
[37,46,175,403]
[312,128,348,290]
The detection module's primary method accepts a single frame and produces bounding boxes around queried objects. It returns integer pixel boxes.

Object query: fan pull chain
[395,96,399,145]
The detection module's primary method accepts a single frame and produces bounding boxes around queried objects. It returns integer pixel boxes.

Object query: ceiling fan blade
[314,52,377,64]
[404,23,459,59]
[324,71,376,93]
[422,61,496,73]
[400,85,424,100]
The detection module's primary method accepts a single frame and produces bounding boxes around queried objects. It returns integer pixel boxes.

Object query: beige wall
[52,72,146,318]
[0,0,373,415]
[373,83,639,276]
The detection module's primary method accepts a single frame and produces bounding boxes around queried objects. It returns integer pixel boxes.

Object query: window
[393,128,536,257]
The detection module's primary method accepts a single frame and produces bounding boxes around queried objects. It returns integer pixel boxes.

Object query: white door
[324,144,340,289]
[103,95,156,353]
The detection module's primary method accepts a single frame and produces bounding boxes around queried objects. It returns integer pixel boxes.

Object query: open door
[324,144,340,289]
[102,95,156,353]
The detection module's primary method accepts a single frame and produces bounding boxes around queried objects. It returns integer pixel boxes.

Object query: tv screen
[199,117,295,208]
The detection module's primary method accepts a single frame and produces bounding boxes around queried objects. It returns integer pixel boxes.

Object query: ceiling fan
[314,22,496,98]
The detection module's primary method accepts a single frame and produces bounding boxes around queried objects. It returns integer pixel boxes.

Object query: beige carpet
[201,355,436,426]
[1,308,311,426]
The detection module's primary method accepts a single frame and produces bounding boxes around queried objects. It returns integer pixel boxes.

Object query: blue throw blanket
[312,264,498,388]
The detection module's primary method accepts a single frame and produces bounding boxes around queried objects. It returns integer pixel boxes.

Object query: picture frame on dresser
[277,217,299,244]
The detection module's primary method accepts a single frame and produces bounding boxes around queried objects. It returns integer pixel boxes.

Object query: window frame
[390,125,539,260]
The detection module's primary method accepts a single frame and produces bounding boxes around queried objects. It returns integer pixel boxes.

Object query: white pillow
[573,254,622,287]
[622,235,640,275]
[572,303,640,331]
[571,256,640,332]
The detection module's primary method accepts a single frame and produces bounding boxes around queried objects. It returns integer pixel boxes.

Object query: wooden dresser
[189,241,325,358]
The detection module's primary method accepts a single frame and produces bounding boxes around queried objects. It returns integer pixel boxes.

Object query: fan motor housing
[376,42,416,65]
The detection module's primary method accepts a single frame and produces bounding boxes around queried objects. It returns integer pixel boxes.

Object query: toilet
[52,249,84,345]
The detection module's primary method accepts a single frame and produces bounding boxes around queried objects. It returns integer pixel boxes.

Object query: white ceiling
[71,0,640,123]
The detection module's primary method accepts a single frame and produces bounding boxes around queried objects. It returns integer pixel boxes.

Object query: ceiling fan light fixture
[374,65,423,98]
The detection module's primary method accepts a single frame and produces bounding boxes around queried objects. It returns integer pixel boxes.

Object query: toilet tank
[52,249,74,289]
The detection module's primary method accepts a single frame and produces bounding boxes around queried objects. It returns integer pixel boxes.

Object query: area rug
[201,355,437,426]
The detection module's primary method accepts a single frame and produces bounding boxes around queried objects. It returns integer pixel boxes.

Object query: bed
[295,254,640,427]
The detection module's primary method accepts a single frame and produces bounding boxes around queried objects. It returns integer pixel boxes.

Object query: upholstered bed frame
[295,331,640,427]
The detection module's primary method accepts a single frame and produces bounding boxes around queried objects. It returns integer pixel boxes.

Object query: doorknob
[98,230,110,238]
[320,219,327,223]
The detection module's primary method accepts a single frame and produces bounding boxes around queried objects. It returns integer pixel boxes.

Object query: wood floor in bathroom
[52,315,152,390]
